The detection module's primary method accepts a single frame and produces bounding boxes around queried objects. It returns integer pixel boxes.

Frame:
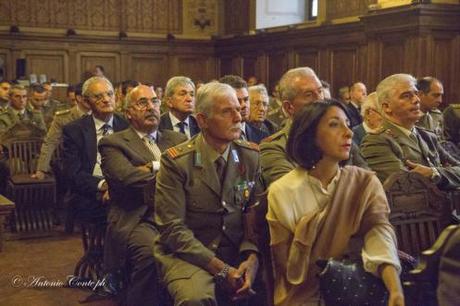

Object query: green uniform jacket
[0,107,46,135]
[443,104,460,146]
[416,108,444,140]
[260,120,368,187]
[361,120,460,190]
[154,133,261,281]
[36,106,86,172]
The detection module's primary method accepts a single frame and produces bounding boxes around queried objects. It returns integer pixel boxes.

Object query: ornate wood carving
[327,0,376,20]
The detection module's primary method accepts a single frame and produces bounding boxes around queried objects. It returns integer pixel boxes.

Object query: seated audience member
[154,82,262,305]
[247,75,258,86]
[43,81,65,106]
[337,85,351,104]
[260,67,367,187]
[117,80,140,112]
[29,83,68,129]
[267,101,403,306]
[92,65,105,77]
[416,76,445,139]
[443,103,460,147]
[352,92,383,145]
[99,85,186,306]
[320,80,332,99]
[361,73,460,190]
[347,81,367,128]
[267,83,288,128]
[248,84,278,136]
[159,76,200,139]
[66,85,77,107]
[0,80,11,110]
[0,84,45,134]
[220,75,266,143]
[62,76,129,221]
[32,83,91,180]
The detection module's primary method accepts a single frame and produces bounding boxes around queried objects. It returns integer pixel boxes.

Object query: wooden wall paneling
[24,51,68,83]
[450,35,460,103]
[130,54,168,86]
[433,36,455,105]
[365,39,381,92]
[267,51,288,93]
[224,0,250,35]
[174,55,213,83]
[0,49,12,81]
[326,0,375,21]
[329,48,357,97]
[379,38,405,80]
[219,57,234,77]
[242,54,257,80]
[77,52,121,83]
[294,49,320,73]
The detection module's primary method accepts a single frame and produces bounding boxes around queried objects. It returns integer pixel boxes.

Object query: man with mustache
[361,73,460,190]
[99,85,186,306]
[154,82,262,305]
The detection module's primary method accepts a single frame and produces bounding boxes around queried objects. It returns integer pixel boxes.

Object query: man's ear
[282,100,294,117]
[165,97,173,109]
[195,112,207,130]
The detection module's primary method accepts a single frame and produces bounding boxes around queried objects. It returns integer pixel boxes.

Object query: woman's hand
[388,290,405,306]
[379,263,405,306]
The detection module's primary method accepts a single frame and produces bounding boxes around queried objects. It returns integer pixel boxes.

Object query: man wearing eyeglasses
[98,85,187,306]
[361,73,460,190]
[159,76,200,139]
[62,76,129,222]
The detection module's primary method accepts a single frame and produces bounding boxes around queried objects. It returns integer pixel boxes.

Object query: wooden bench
[0,194,15,251]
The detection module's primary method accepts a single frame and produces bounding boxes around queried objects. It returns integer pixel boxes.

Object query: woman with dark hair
[267,100,404,306]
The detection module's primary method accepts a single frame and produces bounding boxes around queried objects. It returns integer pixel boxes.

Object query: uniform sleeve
[154,154,215,269]
[260,138,294,187]
[37,115,65,172]
[360,133,407,183]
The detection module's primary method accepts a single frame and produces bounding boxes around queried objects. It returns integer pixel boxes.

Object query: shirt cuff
[152,161,161,172]
[97,179,106,191]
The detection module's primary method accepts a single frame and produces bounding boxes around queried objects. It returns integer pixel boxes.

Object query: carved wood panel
[224,0,250,35]
[327,0,377,20]
[24,52,67,83]
[219,57,234,76]
[295,50,320,73]
[1,0,180,33]
[380,40,405,80]
[130,55,168,86]
[174,56,213,83]
[78,52,120,83]
[242,55,258,81]
[267,51,288,93]
[329,49,357,94]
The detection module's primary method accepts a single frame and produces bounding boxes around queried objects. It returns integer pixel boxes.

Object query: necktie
[410,132,418,144]
[240,129,247,141]
[177,121,186,134]
[215,156,226,187]
[101,123,111,136]
[143,135,162,161]
[17,112,25,121]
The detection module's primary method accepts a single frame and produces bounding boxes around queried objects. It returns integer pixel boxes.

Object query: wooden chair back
[383,171,452,255]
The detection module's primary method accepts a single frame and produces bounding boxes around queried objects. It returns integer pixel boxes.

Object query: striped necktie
[143,135,162,160]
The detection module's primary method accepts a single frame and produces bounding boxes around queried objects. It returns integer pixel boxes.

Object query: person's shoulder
[55,109,71,117]
[0,107,11,117]
[161,129,188,143]
[165,137,196,160]
[341,165,379,184]
[260,127,287,144]
[233,139,259,152]
[430,108,442,115]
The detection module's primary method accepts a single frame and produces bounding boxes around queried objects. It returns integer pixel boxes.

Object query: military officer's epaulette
[166,141,196,159]
[260,129,286,143]
[55,109,71,116]
[234,139,259,152]
[430,108,442,114]
[382,128,398,138]
[367,126,385,135]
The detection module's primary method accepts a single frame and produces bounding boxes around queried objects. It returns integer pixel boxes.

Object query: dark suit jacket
[62,113,129,199]
[99,127,187,272]
[352,124,367,145]
[159,112,200,137]
[345,103,363,128]
[244,122,267,144]
[361,120,460,190]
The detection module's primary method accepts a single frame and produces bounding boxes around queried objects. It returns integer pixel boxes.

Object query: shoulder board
[367,126,385,135]
[55,109,71,116]
[166,141,195,159]
[451,104,460,109]
[234,139,259,152]
[430,109,442,114]
[382,128,398,138]
[261,129,286,143]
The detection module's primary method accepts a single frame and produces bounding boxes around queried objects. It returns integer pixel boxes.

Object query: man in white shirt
[159,76,200,139]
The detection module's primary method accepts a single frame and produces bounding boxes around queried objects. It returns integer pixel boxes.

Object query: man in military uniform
[0,84,46,135]
[444,104,460,147]
[154,82,261,305]
[32,83,91,180]
[260,67,367,187]
[99,85,186,306]
[361,73,460,190]
[416,77,445,139]
[29,83,68,129]
[0,80,10,110]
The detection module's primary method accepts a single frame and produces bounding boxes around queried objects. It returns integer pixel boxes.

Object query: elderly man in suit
[154,82,262,305]
[62,76,129,221]
[260,67,367,187]
[159,76,200,139]
[352,92,383,145]
[361,73,460,190]
[99,85,186,306]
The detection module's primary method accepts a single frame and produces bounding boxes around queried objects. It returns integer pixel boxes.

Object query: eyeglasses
[132,98,161,110]
[86,91,114,102]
